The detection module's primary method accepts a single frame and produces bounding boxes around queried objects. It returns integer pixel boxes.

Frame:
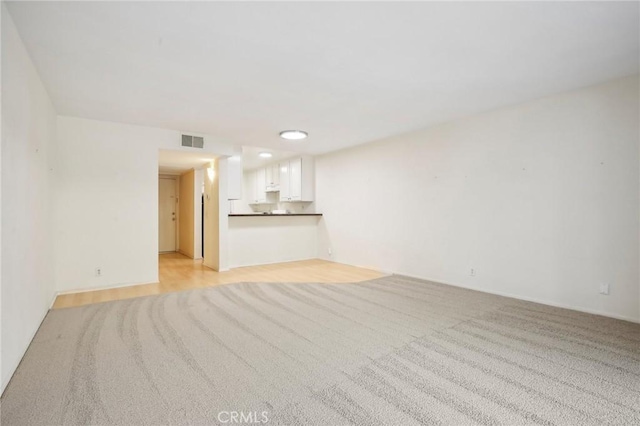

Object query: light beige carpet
[2,275,639,425]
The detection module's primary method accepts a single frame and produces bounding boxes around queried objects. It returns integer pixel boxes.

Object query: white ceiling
[158,150,215,175]
[6,1,639,155]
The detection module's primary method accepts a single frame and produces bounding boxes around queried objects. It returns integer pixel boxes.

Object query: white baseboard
[1,292,57,396]
[348,262,389,275]
[386,270,640,324]
[49,292,57,309]
[177,249,198,259]
[202,262,228,272]
[52,260,638,323]
[55,278,159,296]
[228,256,316,270]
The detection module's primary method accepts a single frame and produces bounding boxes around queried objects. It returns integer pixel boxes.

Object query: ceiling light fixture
[259,152,273,158]
[279,130,308,140]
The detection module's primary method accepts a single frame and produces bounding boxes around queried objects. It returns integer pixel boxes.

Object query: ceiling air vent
[181,134,204,149]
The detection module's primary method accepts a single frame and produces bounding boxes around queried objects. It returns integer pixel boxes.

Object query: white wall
[203,158,230,271]
[55,117,235,293]
[1,6,57,392]
[316,75,640,322]
[229,216,320,268]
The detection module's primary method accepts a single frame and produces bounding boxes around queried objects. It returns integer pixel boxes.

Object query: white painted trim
[385,271,640,324]
[8,261,631,400]
[1,292,57,396]
[177,249,193,259]
[49,293,57,310]
[344,263,389,275]
[202,261,228,272]
[55,278,159,295]
[228,257,317,270]
[52,262,639,324]
[202,261,216,271]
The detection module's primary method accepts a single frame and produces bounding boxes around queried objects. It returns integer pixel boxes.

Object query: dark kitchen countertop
[228,213,323,217]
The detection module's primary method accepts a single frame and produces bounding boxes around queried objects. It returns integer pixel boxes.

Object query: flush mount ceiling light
[279,130,308,140]
[259,152,273,158]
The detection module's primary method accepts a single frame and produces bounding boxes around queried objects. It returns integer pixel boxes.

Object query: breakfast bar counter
[228,213,322,268]
[229,213,323,217]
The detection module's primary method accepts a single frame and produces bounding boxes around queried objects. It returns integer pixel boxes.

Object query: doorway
[158,150,214,275]
[158,177,177,252]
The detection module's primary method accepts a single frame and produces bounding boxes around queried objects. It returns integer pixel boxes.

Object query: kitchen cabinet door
[289,158,302,201]
[254,168,267,203]
[266,164,280,191]
[271,164,280,187]
[227,156,243,200]
[265,165,273,187]
[278,157,314,202]
[279,162,291,201]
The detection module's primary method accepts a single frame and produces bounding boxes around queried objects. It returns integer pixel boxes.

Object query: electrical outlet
[95,267,102,277]
[599,283,610,295]
[328,248,332,256]
[470,268,476,277]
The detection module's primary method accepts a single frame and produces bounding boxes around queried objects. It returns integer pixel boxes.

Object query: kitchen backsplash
[229,199,315,214]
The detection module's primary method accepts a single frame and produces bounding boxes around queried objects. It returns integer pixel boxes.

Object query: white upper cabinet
[279,156,314,202]
[289,157,302,201]
[250,168,267,204]
[266,163,280,192]
[227,155,243,200]
[279,163,291,201]
[246,156,314,204]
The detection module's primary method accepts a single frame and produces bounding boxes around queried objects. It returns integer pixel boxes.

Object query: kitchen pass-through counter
[229,213,323,217]
[228,213,322,268]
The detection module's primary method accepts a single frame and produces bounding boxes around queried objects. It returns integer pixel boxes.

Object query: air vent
[181,134,204,149]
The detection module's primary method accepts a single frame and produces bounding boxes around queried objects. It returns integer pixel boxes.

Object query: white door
[266,165,274,188]
[159,178,177,252]
[279,162,291,201]
[290,158,302,201]
[255,168,267,203]
[271,164,280,188]
[266,164,280,189]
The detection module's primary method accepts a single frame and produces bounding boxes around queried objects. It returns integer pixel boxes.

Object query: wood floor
[52,253,386,309]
